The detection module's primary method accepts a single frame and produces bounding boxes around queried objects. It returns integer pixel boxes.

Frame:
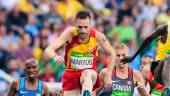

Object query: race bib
[70,52,94,69]
[111,84,132,96]
[112,90,132,96]
[151,89,162,96]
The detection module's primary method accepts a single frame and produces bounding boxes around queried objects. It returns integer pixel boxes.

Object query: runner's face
[24,62,39,80]
[140,56,153,71]
[76,18,92,39]
[116,49,128,67]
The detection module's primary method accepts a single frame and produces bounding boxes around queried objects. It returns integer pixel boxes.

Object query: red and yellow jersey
[64,27,98,71]
[156,22,170,60]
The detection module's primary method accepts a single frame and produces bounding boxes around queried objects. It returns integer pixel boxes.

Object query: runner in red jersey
[45,10,115,96]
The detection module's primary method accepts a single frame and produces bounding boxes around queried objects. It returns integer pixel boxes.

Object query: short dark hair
[76,10,91,20]
[25,58,38,67]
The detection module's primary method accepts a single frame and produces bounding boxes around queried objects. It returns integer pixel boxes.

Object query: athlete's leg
[98,68,113,96]
[80,69,97,95]
[63,89,80,96]
[99,68,107,86]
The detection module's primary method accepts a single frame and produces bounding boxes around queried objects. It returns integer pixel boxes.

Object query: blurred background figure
[137,52,164,96]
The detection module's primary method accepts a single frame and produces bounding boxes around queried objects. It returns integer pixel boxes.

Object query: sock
[82,90,91,96]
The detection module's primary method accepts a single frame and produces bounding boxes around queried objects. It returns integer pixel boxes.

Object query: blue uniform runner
[17,78,43,96]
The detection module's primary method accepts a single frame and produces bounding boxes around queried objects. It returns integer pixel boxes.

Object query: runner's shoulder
[133,69,143,81]
[133,69,141,76]
[10,79,20,90]
[96,31,107,42]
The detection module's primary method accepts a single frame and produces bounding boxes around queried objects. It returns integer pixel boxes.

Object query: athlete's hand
[54,55,64,64]
[141,64,150,79]
[121,56,134,64]
[136,82,150,96]
[136,82,145,89]
[104,71,112,88]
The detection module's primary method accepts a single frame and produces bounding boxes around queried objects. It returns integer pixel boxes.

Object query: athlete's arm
[96,32,115,74]
[7,79,19,96]
[44,29,72,59]
[133,70,149,96]
[121,24,167,63]
[96,32,115,87]
[42,84,49,96]
[133,70,145,85]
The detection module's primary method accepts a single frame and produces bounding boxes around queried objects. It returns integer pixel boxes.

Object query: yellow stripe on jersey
[156,22,170,60]
[71,27,78,36]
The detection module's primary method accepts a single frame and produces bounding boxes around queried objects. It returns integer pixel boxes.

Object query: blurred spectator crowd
[0,0,170,95]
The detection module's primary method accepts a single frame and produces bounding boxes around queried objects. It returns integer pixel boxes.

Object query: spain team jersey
[156,22,170,60]
[64,27,98,71]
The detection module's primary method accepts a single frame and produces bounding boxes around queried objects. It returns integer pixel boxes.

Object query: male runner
[44,10,115,96]
[140,55,164,96]
[7,58,49,96]
[98,43,148,96]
